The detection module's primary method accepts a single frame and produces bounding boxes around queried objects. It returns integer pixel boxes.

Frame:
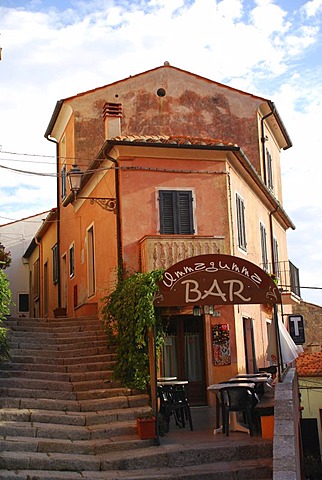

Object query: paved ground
[156,405,269,447]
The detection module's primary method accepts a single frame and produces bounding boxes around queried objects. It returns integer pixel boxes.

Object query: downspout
[45,135,61,309]
[261,106,275,185]
[104,151,123,281]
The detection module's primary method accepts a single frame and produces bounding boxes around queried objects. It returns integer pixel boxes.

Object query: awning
[266,315,303,365]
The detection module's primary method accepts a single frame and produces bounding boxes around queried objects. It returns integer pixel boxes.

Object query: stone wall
[292,301,322,351]
[273,368,302,480]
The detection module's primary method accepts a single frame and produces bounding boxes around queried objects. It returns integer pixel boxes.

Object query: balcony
[139,235,227,271]
[261,260,301,305]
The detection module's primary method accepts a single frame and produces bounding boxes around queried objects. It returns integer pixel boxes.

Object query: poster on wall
[212,324,231,366]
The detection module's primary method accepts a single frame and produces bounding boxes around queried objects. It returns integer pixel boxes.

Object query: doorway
[161,315,207,406]
[243,317,257,374]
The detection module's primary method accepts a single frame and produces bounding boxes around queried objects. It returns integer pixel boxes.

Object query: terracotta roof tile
[296,352,322,376]
[111,134,238,148]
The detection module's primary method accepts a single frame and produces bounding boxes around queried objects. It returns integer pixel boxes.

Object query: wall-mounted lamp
[67,164,117,213]
[193,305,202,317]
[204,305,214,315]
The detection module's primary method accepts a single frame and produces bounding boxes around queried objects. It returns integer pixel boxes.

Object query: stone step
[0,444,273,477]
[0,419,136,441]
[0,369,114,383]
[7,330,109,340]
[0,406,151,426]
[9,339,108,350]
[0,385,131,401]
[98,442,273,471]
[10,345,110,358]
[0,360,116,373]
[3,316,104,328]
[0,435,154,455]
[9,353,115,365]
[0,393,149,412]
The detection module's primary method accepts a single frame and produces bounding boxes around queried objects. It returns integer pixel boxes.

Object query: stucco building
[0,211,51,316]
[24,64,301,406]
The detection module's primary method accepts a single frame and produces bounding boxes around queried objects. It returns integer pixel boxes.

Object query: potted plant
[136,413,156,440]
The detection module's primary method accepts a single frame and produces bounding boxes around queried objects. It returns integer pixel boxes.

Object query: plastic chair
[220,386,256,436]
[158,384,193,432]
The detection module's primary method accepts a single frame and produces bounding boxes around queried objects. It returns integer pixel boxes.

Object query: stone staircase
[0,316,273,479]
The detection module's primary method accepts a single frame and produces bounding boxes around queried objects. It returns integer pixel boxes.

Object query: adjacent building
[0,211,51,316]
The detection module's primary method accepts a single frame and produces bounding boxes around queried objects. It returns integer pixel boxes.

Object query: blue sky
[0,0,322,305]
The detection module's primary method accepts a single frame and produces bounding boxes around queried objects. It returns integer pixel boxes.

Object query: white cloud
[302,0,322,17]
[0,0,322,304]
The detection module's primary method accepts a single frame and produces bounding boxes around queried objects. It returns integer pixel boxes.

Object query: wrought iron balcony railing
[260,260,301,299]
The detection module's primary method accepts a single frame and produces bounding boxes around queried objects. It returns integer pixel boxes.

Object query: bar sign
[288,315,305,345]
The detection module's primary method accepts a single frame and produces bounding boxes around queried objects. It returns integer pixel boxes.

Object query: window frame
[265,148,273,190]
[52,243,59,284]
[260,222,269,271]
[159,189,194,235]
[87,225,95,297]
[236,193,247,251]
[69,244,75,278]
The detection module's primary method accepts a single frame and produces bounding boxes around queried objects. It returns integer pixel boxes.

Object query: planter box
[261,415,274,439]
[136,417,156,440]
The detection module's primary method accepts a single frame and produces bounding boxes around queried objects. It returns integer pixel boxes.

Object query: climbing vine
[101,269,164,391]
[0,270,12,361]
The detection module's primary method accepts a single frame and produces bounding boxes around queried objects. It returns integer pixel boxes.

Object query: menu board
[212,324,231,366]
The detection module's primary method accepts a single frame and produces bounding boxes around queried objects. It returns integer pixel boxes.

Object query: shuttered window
[266,149,273,190]
[159,190,194,234]
[260,223,268,271]
[236,194,247,251]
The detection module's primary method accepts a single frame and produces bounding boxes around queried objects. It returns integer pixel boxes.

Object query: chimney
[103,102,122,139]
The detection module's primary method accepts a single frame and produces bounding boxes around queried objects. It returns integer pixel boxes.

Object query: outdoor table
[236,373,271,379]
[157,377,178,382]
[208,382,256,434]
[229,376,272,398]
[157,380,187,386]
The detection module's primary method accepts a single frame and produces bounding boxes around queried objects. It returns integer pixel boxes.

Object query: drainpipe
[104,151,123,280]
[45,135,62,309]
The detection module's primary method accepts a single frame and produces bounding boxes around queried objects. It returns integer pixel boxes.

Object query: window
[52,243,59,284]
[265,149,273,190]
[33,259,40,300]
[260,222,268,271]
[18,293,29,313]
[61,164,67,199]
[236,194,247,251]
[44,261,48,316]
[87,226,95,297]
[159,190,194,234]
[69,244,75,278]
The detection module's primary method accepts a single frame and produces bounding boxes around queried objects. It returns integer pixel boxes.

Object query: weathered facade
[29,64,301,405]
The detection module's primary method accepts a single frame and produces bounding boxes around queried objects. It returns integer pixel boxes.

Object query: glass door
[161,315,207,405]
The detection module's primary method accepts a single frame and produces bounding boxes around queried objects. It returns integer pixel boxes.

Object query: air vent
[103,102,123,119]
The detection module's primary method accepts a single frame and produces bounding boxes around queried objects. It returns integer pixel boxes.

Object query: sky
[0,0,322,306]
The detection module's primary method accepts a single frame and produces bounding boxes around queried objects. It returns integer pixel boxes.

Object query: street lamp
[67,164,117,213]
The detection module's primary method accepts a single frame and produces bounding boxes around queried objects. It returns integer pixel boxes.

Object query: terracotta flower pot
[136,416,156,440]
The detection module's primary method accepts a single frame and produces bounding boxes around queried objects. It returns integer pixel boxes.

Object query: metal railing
[260,260,301,299]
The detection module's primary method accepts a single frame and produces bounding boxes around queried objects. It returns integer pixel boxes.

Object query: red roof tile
[296,352,322,376]
[111,134,238,148]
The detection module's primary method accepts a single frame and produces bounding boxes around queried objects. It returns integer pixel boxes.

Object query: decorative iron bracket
[76,197,117,213]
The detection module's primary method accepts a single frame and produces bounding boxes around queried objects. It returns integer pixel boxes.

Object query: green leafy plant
[0,244,12,270]
[0,270,12,361]
[101,269,164,391]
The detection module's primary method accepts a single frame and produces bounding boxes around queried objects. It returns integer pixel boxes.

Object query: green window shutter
[159,190,194,234]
